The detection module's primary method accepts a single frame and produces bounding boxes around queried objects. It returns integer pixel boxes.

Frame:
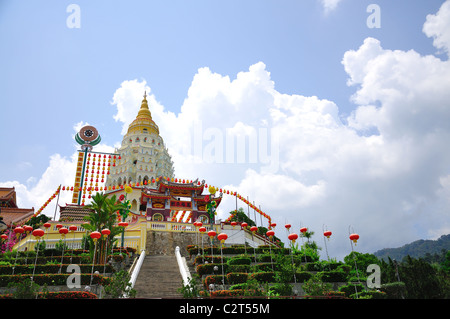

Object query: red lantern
[207,230,216,238]
[32,229,45,238]
[288,233,298,243]
[230,221,237,228]
[101,228,111,236]
[56,224,63,229]
[270,223,277,228]
[59,227,68,236]
[24,225,33,233]
[349,233,359,244]
[250,226,258,233]
[69,225,77,232]
[266,230,275,239]
[324,230,332,239]
[14,226,24,235]
[90,231,101,242]
[199,226,206,233]
[194,221,203,228]
[43,222,51,229]
[285,224,291,230]
[1,234,8,240]
[300,227,307,234]
[118,222,128,228]
[241,222,248,228]
[217,233,228,243]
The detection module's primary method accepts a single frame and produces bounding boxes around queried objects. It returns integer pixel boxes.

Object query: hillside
[373,234,450,261]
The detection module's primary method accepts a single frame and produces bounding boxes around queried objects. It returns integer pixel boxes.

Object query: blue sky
[1,0,449,259]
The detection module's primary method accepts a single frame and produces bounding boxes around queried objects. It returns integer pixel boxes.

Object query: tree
[229,208,255,226]
[83,192,125,263]
[399,256,444,299]
[344,251,379,278]
[25,214,50,229]
[103,270,136,298]
[440,251,450,274]
[229,208,282,245]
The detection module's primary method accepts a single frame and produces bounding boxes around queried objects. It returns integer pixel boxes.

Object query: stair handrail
[125,249,146,297]
[175,246,191,287]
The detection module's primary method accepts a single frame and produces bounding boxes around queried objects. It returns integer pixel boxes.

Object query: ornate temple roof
[0,187,18,208]
[58,204,94,222]
[156,178,204,196]
[0,187,35,226]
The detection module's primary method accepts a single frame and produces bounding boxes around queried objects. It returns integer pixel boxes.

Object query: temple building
[0,187,35,226]
[106,91,174,188]
[141,178,222,224]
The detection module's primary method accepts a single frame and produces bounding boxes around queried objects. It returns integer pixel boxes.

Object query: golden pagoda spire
[137,90,152,119]
[126,91,159,135]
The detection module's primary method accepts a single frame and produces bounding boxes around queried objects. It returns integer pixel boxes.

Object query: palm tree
[83,192,124,263]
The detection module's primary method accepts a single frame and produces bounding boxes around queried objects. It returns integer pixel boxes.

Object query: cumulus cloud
[1,154,76,220]
[423,0,450,56]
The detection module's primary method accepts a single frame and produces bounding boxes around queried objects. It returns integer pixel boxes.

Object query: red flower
[119,194,125,201]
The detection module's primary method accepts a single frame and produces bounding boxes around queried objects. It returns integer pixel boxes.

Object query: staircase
[134,254,183,298]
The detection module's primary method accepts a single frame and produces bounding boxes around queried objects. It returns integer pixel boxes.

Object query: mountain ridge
[373,234,450,261]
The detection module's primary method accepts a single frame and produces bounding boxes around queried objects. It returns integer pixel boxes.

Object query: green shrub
[356,290,388,299]
[228,265,251,273]
[257,254,273,262]
[227,256,252,266]
[210,289,249,298]
[250,271,276,283]
[380,282,406,299]
[196,263,227,276]
[294,271,313,283]
[194,255,224,265]
[0,273,111,288]
[226,272,249,284]
[253,262,277,272]
[203,275,227,288]
[318,270,348,282]
[0,264,113,275]
[338,283,365,298]
[268,283,292,296]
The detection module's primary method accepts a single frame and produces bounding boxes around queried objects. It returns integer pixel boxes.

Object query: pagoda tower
[106,92,174,188]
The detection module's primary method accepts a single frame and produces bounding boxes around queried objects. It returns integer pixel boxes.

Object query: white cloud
[423,0,450,56]
[1,154,76,220]
[319,0,344,14]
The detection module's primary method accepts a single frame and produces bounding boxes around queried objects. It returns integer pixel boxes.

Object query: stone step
[134,254,183,298]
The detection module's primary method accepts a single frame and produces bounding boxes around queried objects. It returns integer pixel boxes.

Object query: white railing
[128,250,146,289]
[175,246,191,287]
[147,221,218,233]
